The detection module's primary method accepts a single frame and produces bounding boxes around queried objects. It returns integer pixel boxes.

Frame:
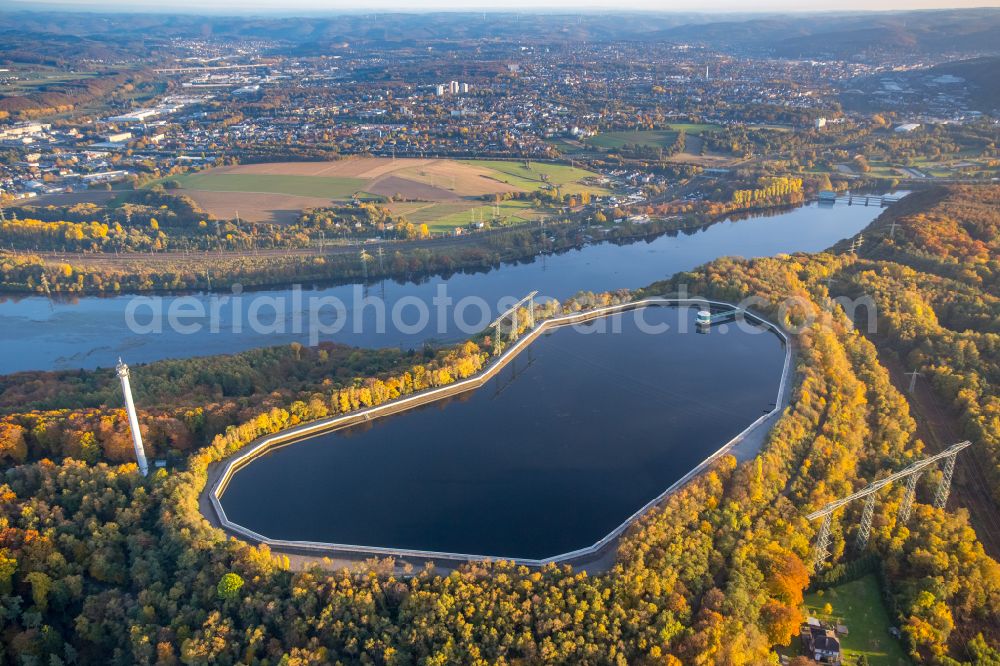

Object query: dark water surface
[0,198,891,374]
[220,307,785,560]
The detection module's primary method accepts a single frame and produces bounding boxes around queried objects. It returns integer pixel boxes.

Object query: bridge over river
[818,191,902,207]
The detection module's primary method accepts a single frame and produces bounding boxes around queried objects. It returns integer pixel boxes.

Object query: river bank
[0,197,896,373]
[0,194,894,297]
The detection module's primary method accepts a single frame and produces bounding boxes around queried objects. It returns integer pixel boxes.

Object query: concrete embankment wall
[204,298,793,568]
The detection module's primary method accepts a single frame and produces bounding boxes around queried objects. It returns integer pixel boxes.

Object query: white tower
[116,358,149,476]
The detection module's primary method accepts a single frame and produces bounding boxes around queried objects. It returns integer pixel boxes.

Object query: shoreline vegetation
[0,185,994,664]
[0,188,817,296]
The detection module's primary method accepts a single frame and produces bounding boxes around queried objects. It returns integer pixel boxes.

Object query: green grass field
[585,130,679,150]
[545,137,589,155]
[462,160,607,196]
[386,200,545,232]
[432,200,544,230]
[166,173,368,199]
[864,161,908,179]
[384,201,469,223]
[746,123,794,132]
[666,122,722,135]
[803,575,910,666]
[585,124,721,152]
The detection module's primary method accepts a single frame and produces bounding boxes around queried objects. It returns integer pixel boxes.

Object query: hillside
[0,9,998,58]
[929,57,1000,114]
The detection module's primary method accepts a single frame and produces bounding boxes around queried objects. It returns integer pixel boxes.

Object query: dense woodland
[5,190,433,254]
[0,186,997,664]
[0,71,150,120]
[842,186,1000,503]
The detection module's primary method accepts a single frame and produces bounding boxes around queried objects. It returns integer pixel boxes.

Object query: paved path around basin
[198,301,797,575]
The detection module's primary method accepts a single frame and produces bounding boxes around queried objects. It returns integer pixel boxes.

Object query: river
[0,198,892,374]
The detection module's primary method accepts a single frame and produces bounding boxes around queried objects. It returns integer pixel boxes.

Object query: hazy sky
[6,0,1000,12]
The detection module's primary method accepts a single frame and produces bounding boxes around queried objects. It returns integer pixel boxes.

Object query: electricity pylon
[807,441,970,570]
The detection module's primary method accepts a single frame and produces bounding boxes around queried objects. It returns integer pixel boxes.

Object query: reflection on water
[0,198,893,374]
[220,307,786,560]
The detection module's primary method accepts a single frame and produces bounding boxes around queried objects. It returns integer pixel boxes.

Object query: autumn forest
[0,185,997,665]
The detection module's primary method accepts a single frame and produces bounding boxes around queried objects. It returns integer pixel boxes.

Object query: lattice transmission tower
[807,441,970,571]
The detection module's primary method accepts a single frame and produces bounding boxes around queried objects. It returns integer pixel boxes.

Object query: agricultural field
[668,138,739,167]
[168,172,369,200]
[459,159,609,196]
[585,129,680,150]
[161,157,607,227]
[584,125,736,167]
[801,575,910,666]
[665,122,723,135]
[545,136,589,155]
[585,124,722,150]
[383,199,547,232]
[434,199,543,230]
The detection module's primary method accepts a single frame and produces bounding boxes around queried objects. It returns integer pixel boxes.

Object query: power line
[807,441,971,569]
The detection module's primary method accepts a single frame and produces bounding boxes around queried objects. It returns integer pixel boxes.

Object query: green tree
[217,572,244,600]
[0,550,16,594]
[26,571,52,611]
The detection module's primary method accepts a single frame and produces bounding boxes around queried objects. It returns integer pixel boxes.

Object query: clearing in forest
[800,575,910,666]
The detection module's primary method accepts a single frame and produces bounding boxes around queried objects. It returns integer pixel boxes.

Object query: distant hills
[0,9,998,61]
[927,56,1000,113]
[651,9,1000,58]
[841,54,1000,115]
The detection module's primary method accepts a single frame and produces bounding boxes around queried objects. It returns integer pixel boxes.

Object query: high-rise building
[435,84,445,96]
[460,82,470,93]
[449,80,460,94]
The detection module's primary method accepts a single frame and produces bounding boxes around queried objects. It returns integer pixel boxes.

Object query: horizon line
[4,3,1000,15]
